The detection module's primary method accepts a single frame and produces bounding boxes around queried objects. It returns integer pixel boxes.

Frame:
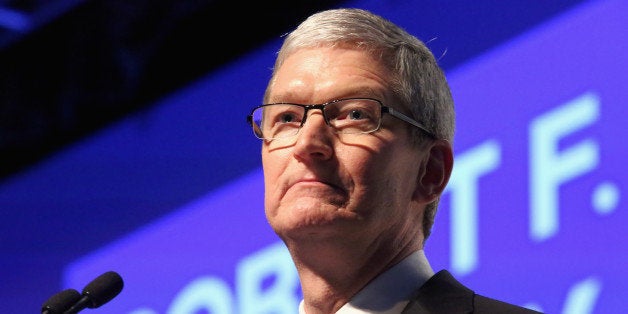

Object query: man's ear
[413,139,454,203]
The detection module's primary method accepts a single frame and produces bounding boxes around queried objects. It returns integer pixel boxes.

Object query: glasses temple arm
[385,107,437,139]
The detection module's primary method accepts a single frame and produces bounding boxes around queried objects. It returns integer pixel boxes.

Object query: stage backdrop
[3,0,626,313]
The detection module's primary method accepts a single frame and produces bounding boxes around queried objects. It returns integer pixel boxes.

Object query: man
[247,8,541,314]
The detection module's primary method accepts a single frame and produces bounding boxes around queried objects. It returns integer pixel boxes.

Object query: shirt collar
[299,250,434,314]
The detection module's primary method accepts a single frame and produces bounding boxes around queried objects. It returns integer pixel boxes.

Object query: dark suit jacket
[401,270,542,313]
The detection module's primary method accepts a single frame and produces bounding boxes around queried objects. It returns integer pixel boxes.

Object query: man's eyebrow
[342,87,384,98]
[269,87,386,103]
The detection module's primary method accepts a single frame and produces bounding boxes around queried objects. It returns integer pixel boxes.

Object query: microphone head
[41,288,81,314]
[82,271,124,308]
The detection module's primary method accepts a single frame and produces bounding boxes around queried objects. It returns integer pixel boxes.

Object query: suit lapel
[401,270,474,314]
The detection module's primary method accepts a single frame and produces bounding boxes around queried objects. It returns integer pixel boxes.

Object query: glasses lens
[326,99,381,134]
[252,104,304,139]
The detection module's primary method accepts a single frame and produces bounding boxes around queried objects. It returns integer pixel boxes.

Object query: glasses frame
[247,97,436,140]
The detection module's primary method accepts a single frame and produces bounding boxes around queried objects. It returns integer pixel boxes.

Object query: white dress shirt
[298,250,434,314]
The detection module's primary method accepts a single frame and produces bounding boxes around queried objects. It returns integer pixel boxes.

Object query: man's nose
[292,111,333,160]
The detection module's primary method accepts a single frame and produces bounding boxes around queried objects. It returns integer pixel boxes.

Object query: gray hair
[265,8,455,241]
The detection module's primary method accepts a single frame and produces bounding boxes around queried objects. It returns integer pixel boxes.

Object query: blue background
[1,0,625,313]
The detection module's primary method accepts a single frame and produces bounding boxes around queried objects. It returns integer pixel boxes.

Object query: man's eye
[336,108,370,121]
[279,113,297,123]
[348,109,366,120]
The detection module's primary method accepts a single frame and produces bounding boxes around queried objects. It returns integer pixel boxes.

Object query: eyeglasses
[247,98,436,140]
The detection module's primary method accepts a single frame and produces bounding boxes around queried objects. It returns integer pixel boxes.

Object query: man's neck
[299,250,434,314]
[289,240,422,314]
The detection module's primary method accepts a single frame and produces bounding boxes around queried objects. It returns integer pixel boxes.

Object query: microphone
[64,271,124,314]
[41,288,82,314]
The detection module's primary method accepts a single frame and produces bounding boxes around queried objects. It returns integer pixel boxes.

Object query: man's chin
[272,210,360,240]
